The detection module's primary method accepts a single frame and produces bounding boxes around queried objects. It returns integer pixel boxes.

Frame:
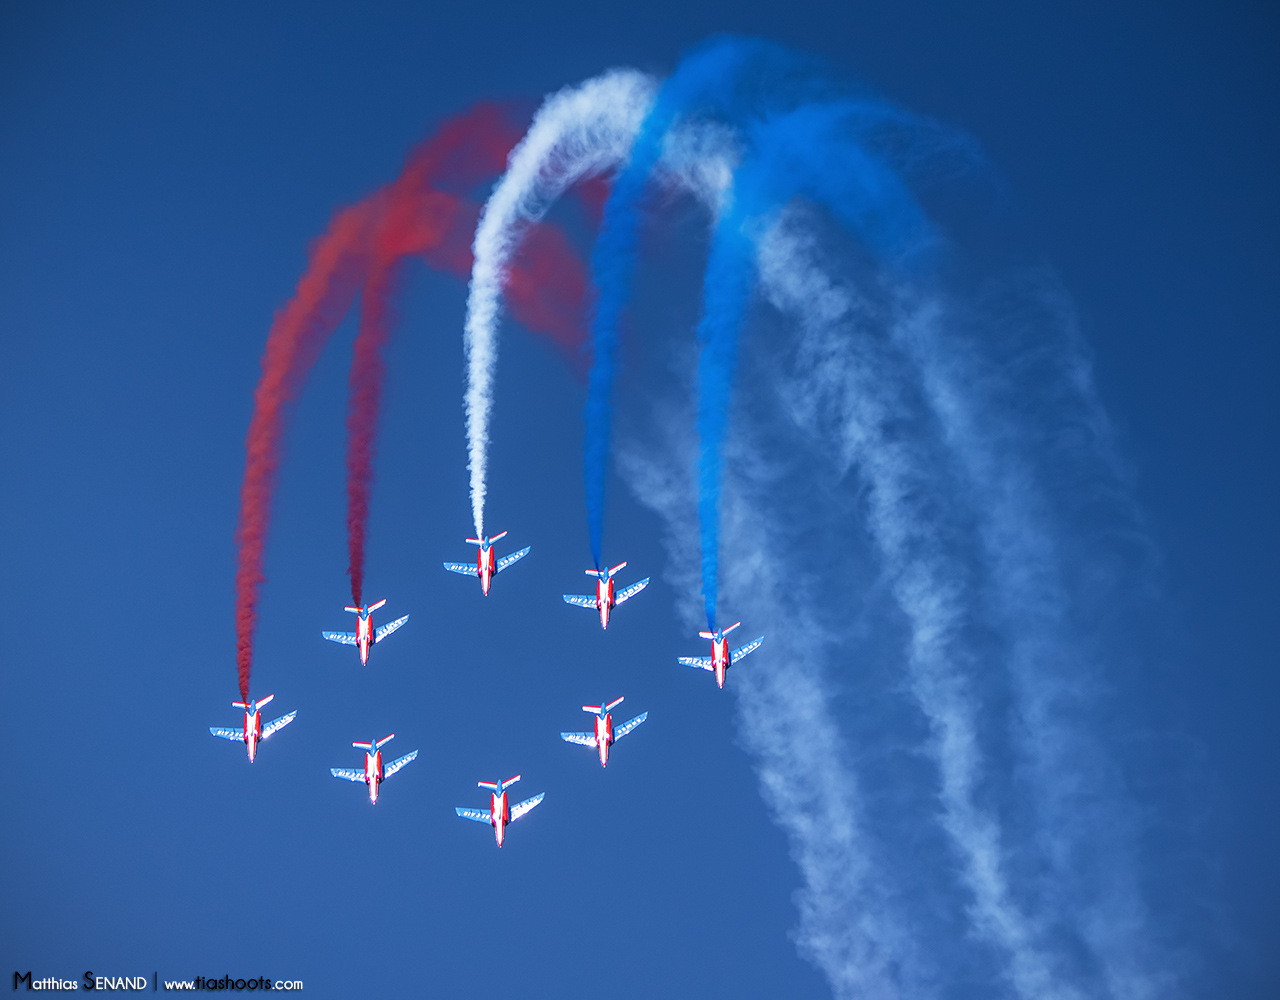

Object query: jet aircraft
[330,734,417,804]
[321,599,408,665]
[208,694,296,763]
[678,622,764,689]
[455,775,543,847]
[443,531,530,596]
[560,696,647,767]
[562,561,649,630]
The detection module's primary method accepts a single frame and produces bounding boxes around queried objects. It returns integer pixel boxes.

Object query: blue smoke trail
[694,209,755,628]
[583,37,809,568]
[689,51,939,628]
[584,32,942,619]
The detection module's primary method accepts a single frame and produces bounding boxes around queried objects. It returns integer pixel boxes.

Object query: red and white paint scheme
[209,694,296,762]
[678,622,765,689]
[455,775,544,847]
[443,531,530,596]
[330,734,417,804]
[562,561,650,630]
[561,696,648,767]
[322,598,409,665]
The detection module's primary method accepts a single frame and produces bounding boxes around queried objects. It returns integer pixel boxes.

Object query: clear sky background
[0,2,1276,998]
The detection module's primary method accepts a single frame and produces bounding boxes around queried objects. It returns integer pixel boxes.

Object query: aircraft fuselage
[243,709,262,762]
[490,790,511,846]
[364,748,384,804]
[712,636,730,688]
[478,544,496,595]
[596,576,616,630]
[355,613,374,665]
[594,712,615,767]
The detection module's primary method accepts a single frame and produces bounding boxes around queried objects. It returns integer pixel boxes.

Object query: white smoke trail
[463,69,656,536]
[755,213,1084,1000]
[619,138,960,1000]
[621,196,1163,996]
[619,399,922,1000]
[468,77,1165,994]
[896,279,1170,999]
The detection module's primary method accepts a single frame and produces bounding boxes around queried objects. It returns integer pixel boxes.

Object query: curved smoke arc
[463,69,657,540]
[235,104,591,698]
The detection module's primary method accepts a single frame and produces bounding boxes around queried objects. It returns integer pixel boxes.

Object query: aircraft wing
[374,615,409,643]
[614,578,650,605]
[677,656,715,670]
[443,561,479,577]
[614,712,648,740]
[455,807,491,824]
[322,630,358,646]
[384,750,418,778]
[560,731,597,747]
[330,768,365,782]
[262,711,296,738]
[730,637,764,663]
[496,546,531,573]
[562,594,598,610]
[209,727,245,742]
[510,792,544,821]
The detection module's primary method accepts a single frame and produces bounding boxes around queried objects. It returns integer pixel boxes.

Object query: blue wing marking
[443,562,479,577]
[374,615,409,643]
[209,727,245,742]
[262,711,296,738]
[323,631,358,646]
[384,750,417,778]
[678,656,715,670]
[614,578,650,605]
[562,594,598,610]
[455,807,491,824]
[510,792,544,821]
[330,768,365,782]
[730,637,764,663]
[496,546,531,573]
[560,731,596,747]
[613,712,648,740]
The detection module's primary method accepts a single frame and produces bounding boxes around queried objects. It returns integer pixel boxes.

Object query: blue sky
[1,2,1276,998]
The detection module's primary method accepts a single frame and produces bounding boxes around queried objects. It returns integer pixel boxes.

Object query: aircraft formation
[210,530,764,846]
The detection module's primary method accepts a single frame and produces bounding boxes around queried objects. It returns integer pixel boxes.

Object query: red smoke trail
[235,103,594,701]
[344,258,396,610]
[346,209,591,604]
[343,110,520,609]
[235,203,374,701]
[344,124,601,605]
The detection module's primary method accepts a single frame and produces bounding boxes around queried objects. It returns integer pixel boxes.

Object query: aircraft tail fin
[368,598,387,613]
[605,696,625,711]
[722,621,742,636]
[490,530,508,543]
[232,701,250,709]
[698,630,716,640]
[466,537,483,546]
[477,780,500,791]
[501,775,521,792]
[254,694,275,711]
[344,606,361,614]
[352,741,373,750]
[375,734,394,749]
[582,704,602,714]
[608,561,628,578]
